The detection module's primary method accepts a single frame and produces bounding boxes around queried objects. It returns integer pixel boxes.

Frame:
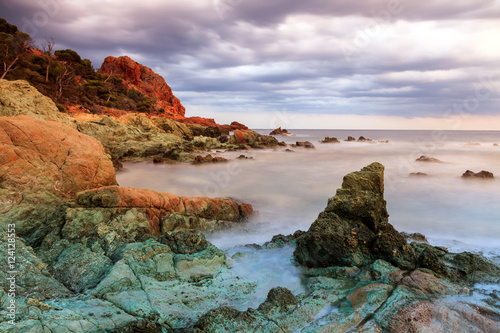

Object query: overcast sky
[1,0,500,129]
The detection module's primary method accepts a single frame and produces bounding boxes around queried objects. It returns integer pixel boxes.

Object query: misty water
[117,129,500,307]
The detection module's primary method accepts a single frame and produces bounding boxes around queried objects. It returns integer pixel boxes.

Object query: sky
[1,0,500,129]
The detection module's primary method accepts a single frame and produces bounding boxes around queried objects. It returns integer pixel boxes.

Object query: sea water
[117,129,500,306]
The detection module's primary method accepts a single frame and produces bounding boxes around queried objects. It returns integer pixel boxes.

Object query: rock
[462,170,494,179]
[345,136,356,141]
[416,155,443,163]
[180,116,219,127]
[294,163,416,269]
[0,79,77,129]
[0,235,72,300]
[219,121,248,133]
[257,287,298,314]
[74,186,253,235]
[202,126,222,138]
[90,237,255,329]
[295,141,315,149]
[151,117,193,140]
[237,154,253,160]
[76,114,183,160]
[269,127,289,136]
[382,298,500,333]
[320,136,340,143]
[400,232,428,242]
[229,129,280,148]
[409,172,428,177]
[50,243,112,293]
[193,154,228,165]
[358,136,372,142]
[158,230,209,255]
[0,115,116,208]
[99,56,185,116]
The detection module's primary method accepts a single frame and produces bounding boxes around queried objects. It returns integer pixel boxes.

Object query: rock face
[294,163,416,269]
[0,115,116,210]
[99,56,185,116]
[0,79,77,128]
[462,170,494,179]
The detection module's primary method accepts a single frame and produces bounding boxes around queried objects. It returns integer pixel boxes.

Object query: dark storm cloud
[0,0,498,121]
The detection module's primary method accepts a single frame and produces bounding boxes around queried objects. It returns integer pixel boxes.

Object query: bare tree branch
[41,37,55,82]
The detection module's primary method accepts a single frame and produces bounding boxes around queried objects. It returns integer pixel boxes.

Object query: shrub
[56,103,66,113]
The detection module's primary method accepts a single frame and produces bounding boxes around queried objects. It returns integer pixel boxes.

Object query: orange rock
[0,116,116,206]
[99,56,185,117]
[178,116,218,127]
[76,186,253,234]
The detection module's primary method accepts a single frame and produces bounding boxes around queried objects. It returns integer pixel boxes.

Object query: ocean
[117,129,500,307]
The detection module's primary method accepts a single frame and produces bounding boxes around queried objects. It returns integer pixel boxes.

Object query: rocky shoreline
[1,80,499,332]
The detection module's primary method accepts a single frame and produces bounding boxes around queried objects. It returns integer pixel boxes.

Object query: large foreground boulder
[0,115,116,212]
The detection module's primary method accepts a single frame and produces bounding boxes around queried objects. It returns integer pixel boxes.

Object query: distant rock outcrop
[99,56,185,117]
[462,170,494,179]
[269,127,289,136]
[294,141,315,149]
[0,79,77,128]
[320,136,340,143]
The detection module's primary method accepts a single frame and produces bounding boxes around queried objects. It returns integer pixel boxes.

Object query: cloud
[1,0,499,127]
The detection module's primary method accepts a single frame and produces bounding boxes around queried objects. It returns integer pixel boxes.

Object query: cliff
[99,55,185,117]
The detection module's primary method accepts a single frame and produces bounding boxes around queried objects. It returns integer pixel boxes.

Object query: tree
[0,30,34,80]
[41,37,55,82]
[53,62,75,102]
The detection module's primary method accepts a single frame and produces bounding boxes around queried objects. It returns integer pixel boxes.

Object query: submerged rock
[410,172,428,177]
[416,155,444,163]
